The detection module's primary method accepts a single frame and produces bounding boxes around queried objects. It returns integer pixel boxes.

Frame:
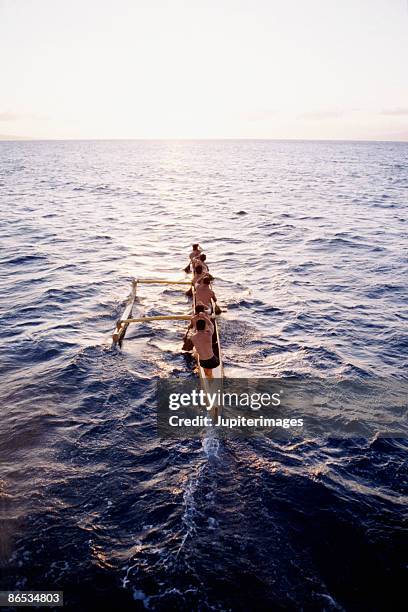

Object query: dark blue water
[0,140,407,610]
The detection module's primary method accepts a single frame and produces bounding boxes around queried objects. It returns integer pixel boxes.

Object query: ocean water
[0,140,407,610]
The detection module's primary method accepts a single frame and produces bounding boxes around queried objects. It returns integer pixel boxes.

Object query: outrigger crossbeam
[137,279,191,285]
[112,278,191,345]
[119,315,190,324]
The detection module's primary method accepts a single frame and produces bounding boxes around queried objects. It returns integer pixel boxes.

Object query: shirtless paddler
[191,319,219,378]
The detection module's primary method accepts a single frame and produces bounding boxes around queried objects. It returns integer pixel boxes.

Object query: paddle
[182,335,194,351]
[181,320,194,350]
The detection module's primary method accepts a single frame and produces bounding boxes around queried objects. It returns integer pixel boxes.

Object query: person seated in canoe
[182,303,214,351]
[186,263,213,297]
[195,275,217,308]
[185,263,204,296]
[193,264,207,286]
[190,243,201,260]
[192,303,214,331]
[184,243,201,273]
[191,318,219,378]
[192,253,209,274]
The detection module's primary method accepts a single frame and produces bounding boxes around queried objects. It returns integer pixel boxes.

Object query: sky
[0,0,407,140]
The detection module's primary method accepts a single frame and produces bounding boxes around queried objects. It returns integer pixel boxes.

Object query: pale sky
[0,0,407,140]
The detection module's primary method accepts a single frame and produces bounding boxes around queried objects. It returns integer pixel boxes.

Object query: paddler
[195,275,217,309]
[190,243,201,261]
[192,253,209,274]
[191,303,214,333]
[191,318,219,378]
[182,303,214,351]
[193,264,207,286]
[184,243,201,273]
[196,275,221,314]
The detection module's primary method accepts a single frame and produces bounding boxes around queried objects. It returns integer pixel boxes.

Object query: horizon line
[0,136,408,144]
